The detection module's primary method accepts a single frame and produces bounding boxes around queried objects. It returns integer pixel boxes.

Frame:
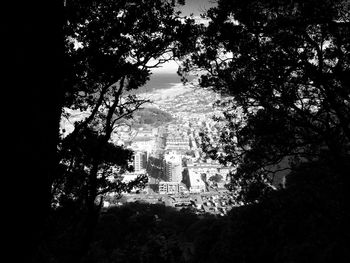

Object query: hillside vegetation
[132,107,173,127]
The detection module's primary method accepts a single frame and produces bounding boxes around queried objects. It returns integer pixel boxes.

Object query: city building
[158,181,188,194]
[187,163,234,181]
[159,181,180,194]
[187,163,220,178]
[137,128,154,137]
[188,169,206,193]
[122,172,140,183]
[133,151,147,172]
[130,136,156,154]
[165,134,190,151]
[164,151,183,182]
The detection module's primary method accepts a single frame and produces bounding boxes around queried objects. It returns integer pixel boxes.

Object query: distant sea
[136,73,196,94]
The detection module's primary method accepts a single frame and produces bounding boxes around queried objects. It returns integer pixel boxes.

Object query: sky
[151,0,217,75]
[178,0,217,16]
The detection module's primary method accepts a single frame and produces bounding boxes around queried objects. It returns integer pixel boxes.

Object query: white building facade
[164,151,182,182]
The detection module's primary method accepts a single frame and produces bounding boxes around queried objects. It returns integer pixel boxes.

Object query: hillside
[132,107,173,127]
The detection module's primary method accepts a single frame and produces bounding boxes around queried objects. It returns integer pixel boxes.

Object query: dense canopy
[179,0,350,202]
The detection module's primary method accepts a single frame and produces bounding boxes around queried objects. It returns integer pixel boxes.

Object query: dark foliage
[84,203,199,263]
[217,158,347,263]
[9,1,348,262]
[177,0,350,202]
[55,0,191,214]
[208,173,224,183]
[38,0,191,262]
[49,157,347,263]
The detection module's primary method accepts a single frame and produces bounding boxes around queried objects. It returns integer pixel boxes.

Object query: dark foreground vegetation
[7,0,348,262]
[41,155,346,263]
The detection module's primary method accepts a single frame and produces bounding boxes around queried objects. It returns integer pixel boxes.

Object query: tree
[209,174,223,183]
[47,0,193,261]
[201,156,348,263]
[178,0,350,202]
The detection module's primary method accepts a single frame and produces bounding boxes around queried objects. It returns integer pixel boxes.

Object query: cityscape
[105,78,241,215]
[61,75,240,216]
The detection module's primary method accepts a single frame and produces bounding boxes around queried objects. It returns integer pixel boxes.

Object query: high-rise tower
[164,151,182,182]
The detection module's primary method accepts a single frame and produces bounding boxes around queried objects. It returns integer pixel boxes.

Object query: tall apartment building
[164,151,182,182]
[133,151,147,173]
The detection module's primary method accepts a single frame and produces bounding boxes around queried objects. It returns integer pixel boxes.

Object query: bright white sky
[151,60,181,74]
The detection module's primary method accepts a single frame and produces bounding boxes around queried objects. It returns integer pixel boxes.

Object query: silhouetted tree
[205,156,348,263]
[178,0,350,202]
[47,0,192,261]
[85,203,199,263]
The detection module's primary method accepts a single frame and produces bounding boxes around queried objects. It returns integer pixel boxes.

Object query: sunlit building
[164,151,182,182]
[158,181,188,194]
[187,169,206,193]
[133,151,147,173]
[159,181,180,194]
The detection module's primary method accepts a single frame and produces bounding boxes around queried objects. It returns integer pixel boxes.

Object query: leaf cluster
[178,0,350,202]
